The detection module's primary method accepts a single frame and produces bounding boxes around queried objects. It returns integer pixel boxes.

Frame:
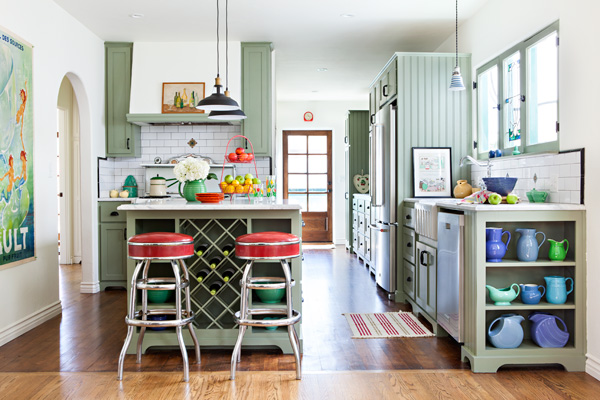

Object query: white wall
[435,0,600,379]
[130,42,240,114]
[0,0,104,344]
[276,100,368,244]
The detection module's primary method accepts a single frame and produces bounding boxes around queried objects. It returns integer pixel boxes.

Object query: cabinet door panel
[403,260,415,300]
[416,241,437,318]
[100,223,127,281]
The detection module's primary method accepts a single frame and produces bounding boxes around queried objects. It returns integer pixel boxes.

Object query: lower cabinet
[352,194,372,269]
[415,241,436,318]
[99,201,128,290]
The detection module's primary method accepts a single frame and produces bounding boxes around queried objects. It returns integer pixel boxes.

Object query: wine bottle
[208,256,222,270]
[195,244,209,257]
[182,89,188,107]
[222,244,234,257]
[196,268,210,283]
[175,92,181,108]
[190,91,195,108]
[221,268,235,283]
[209,281,223,295]
[173,92,178,108]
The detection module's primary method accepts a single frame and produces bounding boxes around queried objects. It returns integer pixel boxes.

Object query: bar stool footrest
[126,310,195,328]
[245,276,295,290]
[234,309,301,327]
[136,277,189,290]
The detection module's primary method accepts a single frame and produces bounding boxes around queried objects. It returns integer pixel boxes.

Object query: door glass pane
[477,65,499,153]
[308,174,327,192]
[528,31,558,145]
[308,155,327,173]
[288,174,307,193]
[288,155,307,173]
[503,51,521,148]
[308,194,327,212]
[287,136,307,154]
[308,136,327,153]
[288,194,307,211]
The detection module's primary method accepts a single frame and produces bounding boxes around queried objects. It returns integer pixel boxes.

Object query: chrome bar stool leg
[171,260,190,382]
[136,259,151,363]
[178,259,200,364]
[281,259,301,379]
[118,260,144,381]
[230,260,253,379]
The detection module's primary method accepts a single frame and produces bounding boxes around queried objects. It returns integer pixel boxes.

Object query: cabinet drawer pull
[382,84,389,97]
[110,211,119,216]
[126,138,130,150]
[406,242,412,248]
[406,276,412,282]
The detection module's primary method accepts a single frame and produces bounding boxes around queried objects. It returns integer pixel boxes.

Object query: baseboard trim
[0,301,62,347]
[334,239,346,245]
[586,353,600,381]
[80,281,100,294]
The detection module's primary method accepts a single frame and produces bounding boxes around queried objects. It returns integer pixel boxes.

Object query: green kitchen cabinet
[415,241,436,318]
[345,110,370,252]
[241,42,272,157]
[378,58,397,107]
[105,42,140,158]
[369,84,378,125]
[99,201,128,289]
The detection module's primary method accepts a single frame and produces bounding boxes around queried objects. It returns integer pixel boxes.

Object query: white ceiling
[52,0,488,102]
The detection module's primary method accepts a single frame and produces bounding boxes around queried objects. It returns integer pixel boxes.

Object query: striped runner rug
[343,312,434,338]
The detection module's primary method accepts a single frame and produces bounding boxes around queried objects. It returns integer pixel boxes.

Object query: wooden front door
[283,131,332,243]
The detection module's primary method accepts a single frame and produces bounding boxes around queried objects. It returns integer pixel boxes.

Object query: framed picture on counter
[412,147,452,198]
[162,82,205,114]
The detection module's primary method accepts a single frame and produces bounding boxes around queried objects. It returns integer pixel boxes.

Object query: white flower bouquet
[173,157,217,182]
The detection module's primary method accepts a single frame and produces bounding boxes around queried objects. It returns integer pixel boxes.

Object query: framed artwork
[412,147,452,198]
[0,26,35,270]
[162,82,205,114]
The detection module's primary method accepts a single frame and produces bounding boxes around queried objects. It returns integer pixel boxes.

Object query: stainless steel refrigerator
[369,101,397,296]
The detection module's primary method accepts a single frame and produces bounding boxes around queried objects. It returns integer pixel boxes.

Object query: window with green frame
[476,22,559,158]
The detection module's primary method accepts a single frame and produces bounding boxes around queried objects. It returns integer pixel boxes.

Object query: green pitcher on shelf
[548,239,569,261]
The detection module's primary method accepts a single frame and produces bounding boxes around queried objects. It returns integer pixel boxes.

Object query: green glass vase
[179,179,207,202]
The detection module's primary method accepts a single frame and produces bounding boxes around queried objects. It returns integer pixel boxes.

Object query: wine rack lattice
[180,218,248,329]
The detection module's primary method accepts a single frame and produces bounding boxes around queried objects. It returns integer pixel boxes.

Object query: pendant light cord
[225,0,229,91]
[216,0,220,77]
[455,0,459,68]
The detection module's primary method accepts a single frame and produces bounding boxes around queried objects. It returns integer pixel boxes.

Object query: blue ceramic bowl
[483,177,518,196]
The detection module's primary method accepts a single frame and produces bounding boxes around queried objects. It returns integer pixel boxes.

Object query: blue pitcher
[519,284,545,305]
[486,227,511,262]
[516,228,546,262]
[529,312,569,348]
[487,314,525,349]
[544,276,574,304]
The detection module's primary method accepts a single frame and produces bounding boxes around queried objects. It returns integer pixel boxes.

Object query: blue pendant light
[198,0,242,111]
[449,0,466,91]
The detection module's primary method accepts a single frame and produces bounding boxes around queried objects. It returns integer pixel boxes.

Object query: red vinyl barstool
[117,232,200,382]
[230,231,302,380]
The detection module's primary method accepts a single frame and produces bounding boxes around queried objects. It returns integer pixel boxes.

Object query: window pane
[288,174,307,192]
[308,136,327,153]
[308,155,327,173]
[477,65,499,152]
[287,136,307,154]
[308,194,327,212]
[528,31,558,145]
[288,155,307,173]
[308,174,327,192]
[288,194,307,211]
[503,52,521,148]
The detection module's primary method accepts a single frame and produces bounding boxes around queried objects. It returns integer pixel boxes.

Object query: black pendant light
[449,0,466,91]
[209,0,246,120]
[197,0,242,111]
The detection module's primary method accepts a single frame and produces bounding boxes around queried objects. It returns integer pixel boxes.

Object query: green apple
[224,175,234,184]
[252,178,261,184]
[244,173,254,181]
[506,194,519,204]
[489,193,502,205]
[235,175,244,183]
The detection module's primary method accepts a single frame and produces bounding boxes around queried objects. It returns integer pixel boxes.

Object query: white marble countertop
[403,197,585,211]
[117,197,302,211]
[98,197,136,202]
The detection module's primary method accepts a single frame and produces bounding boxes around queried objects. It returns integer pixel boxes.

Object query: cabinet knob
[405,214,411,220]
[406,242,412,248]
[110,211,119,216]
[406,276,412,282]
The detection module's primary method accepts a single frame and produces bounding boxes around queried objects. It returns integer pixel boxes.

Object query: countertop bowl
[483,177,518,196]
[526,189,548,203]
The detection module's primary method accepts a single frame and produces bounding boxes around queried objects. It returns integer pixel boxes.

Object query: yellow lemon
[225,185,235,194]
[235,185,244,193]
[244,179,252,186]
[232,180,240,187]
[220,181,228,189]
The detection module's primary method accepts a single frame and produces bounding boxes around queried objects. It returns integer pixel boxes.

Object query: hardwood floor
[0,247,599,398]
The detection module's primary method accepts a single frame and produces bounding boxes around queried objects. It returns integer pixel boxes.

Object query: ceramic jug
[544,276,574,304]
[486,227,511,262]
[519,284,545,305]
[515,228,546,262]
[528,312,569,348]
[453,180,473,199]
[486,284,520,306]
[487,314,525,349]
[548,239,569,261]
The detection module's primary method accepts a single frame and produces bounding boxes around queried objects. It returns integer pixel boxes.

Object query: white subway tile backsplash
[559,164,571,177]
[171,132,186,140]
[149,126,165,133]
[144,132,157,140]
[559,191,571,203]
[192,125,207,133]
[571,164,581,177]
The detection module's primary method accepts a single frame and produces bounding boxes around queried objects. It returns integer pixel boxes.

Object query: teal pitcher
[548,239,569,261]
[544,276,573,304]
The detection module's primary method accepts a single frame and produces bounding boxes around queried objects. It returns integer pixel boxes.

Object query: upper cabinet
[241,42,273,157]
[105,43,141,158]
[369,58,398,125]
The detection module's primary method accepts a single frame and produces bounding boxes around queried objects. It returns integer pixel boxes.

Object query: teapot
[486,283,520,306]
[519,284,545,305]
[488,314,525,349]
[486,227,511,262]
[149,175,167,197]
[544,276,573,304]
[529,312,569,348]
[548,239,569,261]
[516,228,546,262]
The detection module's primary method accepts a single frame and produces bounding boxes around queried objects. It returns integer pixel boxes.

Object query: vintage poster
[0,27,34,269]
[412,147,452,198]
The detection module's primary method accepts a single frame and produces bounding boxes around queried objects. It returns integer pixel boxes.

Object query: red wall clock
[303,111,313,122]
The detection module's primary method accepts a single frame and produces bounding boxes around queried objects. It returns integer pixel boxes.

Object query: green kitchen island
[117,198,303,354]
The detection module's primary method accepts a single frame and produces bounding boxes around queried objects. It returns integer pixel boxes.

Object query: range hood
[126,113,242,126]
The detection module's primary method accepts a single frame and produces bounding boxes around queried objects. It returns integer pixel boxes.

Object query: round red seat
[235,231,301,259]
[128,232,194,260]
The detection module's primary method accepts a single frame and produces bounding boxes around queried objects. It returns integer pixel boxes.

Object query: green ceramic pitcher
[179,179,207,202]
[548,239,569,261]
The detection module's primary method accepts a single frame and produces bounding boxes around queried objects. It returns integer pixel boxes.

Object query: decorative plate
[353,174,369,194]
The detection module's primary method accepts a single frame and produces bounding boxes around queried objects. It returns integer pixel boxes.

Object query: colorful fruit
[246,153,254,161]
[228,153,238,161]
[489,193,502,205]
[232,180,240,187]
[224,185,235,194]
[236,147,245,155]
[238,153,249,162]
[252,178,261,184]
[224,174,234,184]
[244,173,253,180]
[244,179,252,185]
[506,194,519,204]
[235,175,244,183]
[235,185,244,193]
[220,181,228,189]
